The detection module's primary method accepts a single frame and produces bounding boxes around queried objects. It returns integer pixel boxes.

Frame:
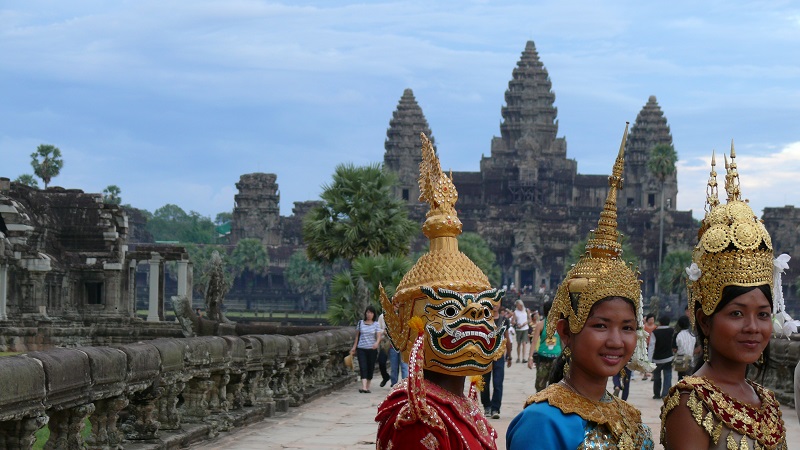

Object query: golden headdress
[547,124,642,339]
[381,133,505,375]
[687,143,774,320]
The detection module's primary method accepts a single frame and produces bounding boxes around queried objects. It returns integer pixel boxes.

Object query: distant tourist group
[358,130,789,449]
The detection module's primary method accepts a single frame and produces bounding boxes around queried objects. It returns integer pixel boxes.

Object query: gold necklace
[558,378,639,450]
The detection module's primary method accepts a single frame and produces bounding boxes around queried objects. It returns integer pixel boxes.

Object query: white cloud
[677,141,800,219]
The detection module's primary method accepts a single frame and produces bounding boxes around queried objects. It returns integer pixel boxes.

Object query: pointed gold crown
[688,142,773,317]
[381,133,492,353]
[547,124,642,338]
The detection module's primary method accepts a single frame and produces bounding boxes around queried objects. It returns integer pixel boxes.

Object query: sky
[1,1,799,222]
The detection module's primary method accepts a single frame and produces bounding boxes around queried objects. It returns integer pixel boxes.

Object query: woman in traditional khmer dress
[660,148,789,450]
[375,133,509,449]
[506,125,654,450]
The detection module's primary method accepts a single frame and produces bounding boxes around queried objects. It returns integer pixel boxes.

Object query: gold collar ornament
[380,133,506,375]
[685,143,796,334]
[547,124,645,362]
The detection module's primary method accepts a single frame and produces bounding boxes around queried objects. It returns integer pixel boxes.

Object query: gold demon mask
[547,124,651,372]
[380,133,506,376]
[687,144,774,322]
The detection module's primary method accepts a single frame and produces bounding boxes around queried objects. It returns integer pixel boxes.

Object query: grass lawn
[0,351,22,356]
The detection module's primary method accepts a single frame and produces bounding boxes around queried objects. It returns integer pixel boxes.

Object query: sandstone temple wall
[0,329,355,449]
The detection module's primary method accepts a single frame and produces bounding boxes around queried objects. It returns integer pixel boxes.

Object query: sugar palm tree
[647,143,678,295]
[303,163,416,264]
[230,238,270,310]
[30,144,64,188]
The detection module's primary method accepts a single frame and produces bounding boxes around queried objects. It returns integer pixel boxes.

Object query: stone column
[177,260,188,297]
[147,254,162,322]
[0,263,7,320]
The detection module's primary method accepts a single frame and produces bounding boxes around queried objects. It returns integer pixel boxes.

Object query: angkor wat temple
[3,40,799,337]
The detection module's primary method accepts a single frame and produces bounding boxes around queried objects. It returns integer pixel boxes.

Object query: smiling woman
[660,148,788,450]
[507,124,654,450]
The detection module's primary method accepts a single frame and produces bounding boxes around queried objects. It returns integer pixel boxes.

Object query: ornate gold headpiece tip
[730,139,736,157]
[711,150,716,166]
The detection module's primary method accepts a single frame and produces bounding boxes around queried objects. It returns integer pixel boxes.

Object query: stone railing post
[45,403,95,450]
[88,395,128,449]
[0,414,48,448]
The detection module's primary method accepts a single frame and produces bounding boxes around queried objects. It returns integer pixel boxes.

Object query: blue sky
[2,1,799,221]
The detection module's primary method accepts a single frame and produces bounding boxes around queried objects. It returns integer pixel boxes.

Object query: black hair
[646,313,656,321]
[542,299,553,317]
[549,296,637,385]
[659,315,671,326]
[693,284,772,380]
[676,315,690,331]
[363,304,378,321]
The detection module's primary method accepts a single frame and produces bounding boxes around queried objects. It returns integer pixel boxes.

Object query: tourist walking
[376,312,391,387]
[507,125,654,449]
[661,149,788,449]
[641,313,657,380]
[527,299,561,392]
[349,304,382,393]
[481,303,512,419]
[648,315,674,399]
[671,315,695,380]
[512,299,531,363]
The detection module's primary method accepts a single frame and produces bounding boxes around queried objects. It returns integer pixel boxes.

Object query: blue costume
[507,382,653,450]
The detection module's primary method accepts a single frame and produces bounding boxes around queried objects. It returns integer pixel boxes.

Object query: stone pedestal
[45,403,95,450]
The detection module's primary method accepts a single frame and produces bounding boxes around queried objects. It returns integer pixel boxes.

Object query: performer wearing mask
[660,148,789,450]
[507,124,654,450]
[376,133,507,449]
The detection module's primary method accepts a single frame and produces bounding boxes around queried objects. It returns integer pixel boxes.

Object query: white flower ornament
[685,263,701,282]
[771,254,799,337]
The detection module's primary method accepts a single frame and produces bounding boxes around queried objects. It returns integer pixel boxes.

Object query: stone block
[0,355,46,421]
[26,348,91,409]
[79,346,126,398]
[184,336,227,368]
[114,342,161,385]
[221,336,247,365]
[149,338,186,373]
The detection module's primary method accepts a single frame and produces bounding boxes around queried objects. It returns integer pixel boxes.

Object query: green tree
[647,143,678,294]
[565,233,639,274]
[303,163,416,264]
[229,238,270,310]
[103,185,122,204]
[30,144,64,188]
[458,232,501,286]
[327,254,412,325]
[146,204,217,243]
[285,250,327,311]
[658,250,692,302]
[14,174,39,188]
[215,212,232,225]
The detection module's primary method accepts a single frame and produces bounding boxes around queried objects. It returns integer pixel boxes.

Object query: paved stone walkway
[193,362,800,449]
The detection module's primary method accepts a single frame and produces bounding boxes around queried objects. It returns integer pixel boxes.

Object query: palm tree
[327,254,412,325]
[285,250,327,311]
[30,144,64,188]
[647,143,678,295]
[14,174,39,188]
[658,250,692,304]
[458,233,502,286]
[103,185,122,204]
[229,238,270,310]
[303,163,416,264]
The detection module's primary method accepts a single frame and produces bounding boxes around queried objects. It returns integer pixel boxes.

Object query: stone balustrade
[0,328,355,449]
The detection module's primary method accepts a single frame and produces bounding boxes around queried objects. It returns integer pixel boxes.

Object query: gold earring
[563,347,572,376]
[620,367,627,381]
[758,352,764,364]
[703,338,710,363]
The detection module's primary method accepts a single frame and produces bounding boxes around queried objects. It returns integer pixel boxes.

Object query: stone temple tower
[383,88,435,205]
[623,95,677,211]
[480,40,574,206]
[232,173,282,247]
